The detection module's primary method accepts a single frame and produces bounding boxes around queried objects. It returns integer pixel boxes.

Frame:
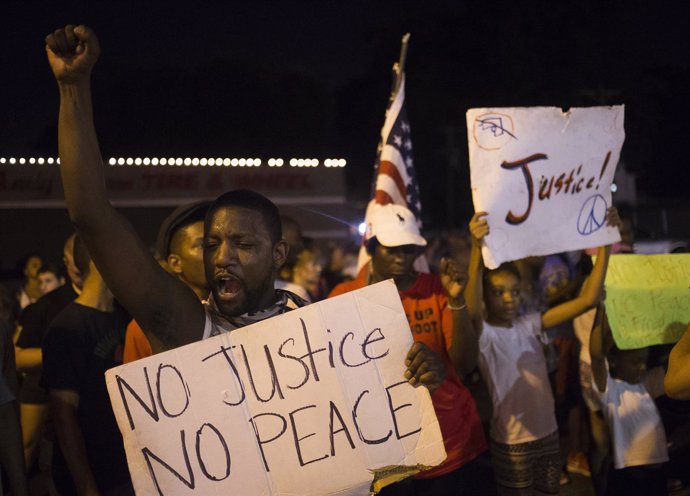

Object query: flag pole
[391,33,410,101]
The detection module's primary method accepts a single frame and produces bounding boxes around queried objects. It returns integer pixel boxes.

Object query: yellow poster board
[604,254,690,349]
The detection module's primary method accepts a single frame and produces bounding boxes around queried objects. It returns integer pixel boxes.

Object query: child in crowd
[589,302,668,495]
[464,207,620,495]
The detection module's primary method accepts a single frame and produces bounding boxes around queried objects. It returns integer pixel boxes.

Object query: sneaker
[560,470,571,486]
[567,452,591,477]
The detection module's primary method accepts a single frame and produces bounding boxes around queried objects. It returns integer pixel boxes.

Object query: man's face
[203,206,285,317]
[371,243,419,283]
[38,272,63,294]
[170,222,208,295]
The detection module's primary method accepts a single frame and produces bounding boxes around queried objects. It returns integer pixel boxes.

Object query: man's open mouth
[216,276,242,300]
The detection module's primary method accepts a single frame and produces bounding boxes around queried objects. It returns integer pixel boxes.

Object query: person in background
[38,263,66,296]
[16,255,43,311]
[590,302,668,495]
[275,215,312,301]
[572,206,635,495]
[1,312,29,496]
[41,236,132,495]
[14,234,81,469]
[291,247,326,302]
[330,204,488,496]
[465,208,618,495]
[123,201,210,363]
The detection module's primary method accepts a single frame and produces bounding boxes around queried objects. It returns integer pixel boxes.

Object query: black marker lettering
[142,430,195,495]
[116,368,159,431]
[195,423,231,481]
[329,401,355,456]
[156,364,190,418]
[249,412,288,472]
[289,404,329,466]
[352,389,392,444]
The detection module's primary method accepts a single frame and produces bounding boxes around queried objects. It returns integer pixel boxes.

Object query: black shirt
[42,302,132,494]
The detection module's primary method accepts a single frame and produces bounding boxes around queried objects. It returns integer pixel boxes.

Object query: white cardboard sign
[466,106,625,269]
[106,280,446,495]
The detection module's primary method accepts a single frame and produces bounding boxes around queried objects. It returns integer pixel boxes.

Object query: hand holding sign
[404,342,446,392]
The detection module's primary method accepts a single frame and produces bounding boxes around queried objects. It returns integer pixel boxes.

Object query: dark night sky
[2,1,689,227]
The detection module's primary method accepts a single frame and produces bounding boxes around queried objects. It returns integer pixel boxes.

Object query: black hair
[16,254,41,272]
[72,235,92,278]
[168,207,209,256]
[38,262,65,279]
[207,190,282,244]
[483,261,522,284]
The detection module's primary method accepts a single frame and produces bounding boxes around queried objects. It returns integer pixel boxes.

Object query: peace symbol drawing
[577,194,608,236]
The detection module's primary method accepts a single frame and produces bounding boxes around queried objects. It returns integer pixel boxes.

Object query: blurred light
[151,158,159,166]
[19,158,26,164]
[200,158,208,166]
[47,157,55,164]
[135,157,142,165]
[143,157,151,165]
[29,157,36,164]
[126,158,134,165]
[223,158,231,166]
[192,158,199,166]
[358,222,367,235]
[0,158,5,164]
[184,158,192,166]
[208,158,216,166]
[38,158,45,164]
[108,158,116,165]
[239,158,246,167]
[290,158,297,167]
[9,158,16,164]
[610,183,618,193]
[254,158,261,166]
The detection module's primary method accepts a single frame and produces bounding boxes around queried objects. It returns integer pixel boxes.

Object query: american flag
[357,73,428,271]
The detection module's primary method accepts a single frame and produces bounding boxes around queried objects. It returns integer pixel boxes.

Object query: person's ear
[167,254,183,275]
[273,240,289,270]
[59,276,66,285]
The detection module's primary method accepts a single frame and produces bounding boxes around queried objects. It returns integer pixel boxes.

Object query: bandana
[205,289,308,337]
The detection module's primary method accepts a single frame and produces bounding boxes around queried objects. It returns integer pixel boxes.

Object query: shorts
[490,431,561,495]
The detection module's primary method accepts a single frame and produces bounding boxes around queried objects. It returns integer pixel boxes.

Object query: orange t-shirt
[329,270,487,478]
[123,320,153,363]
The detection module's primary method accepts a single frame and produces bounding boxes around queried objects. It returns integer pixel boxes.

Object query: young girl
[465,208,619,495]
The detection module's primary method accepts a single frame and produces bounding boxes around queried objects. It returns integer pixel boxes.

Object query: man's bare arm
[46,25,204,349]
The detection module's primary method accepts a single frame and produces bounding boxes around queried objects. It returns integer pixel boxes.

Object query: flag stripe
[374,190,395,206]
[377,160,407,200]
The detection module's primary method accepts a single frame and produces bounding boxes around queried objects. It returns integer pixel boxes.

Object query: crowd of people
[1,23,689,496]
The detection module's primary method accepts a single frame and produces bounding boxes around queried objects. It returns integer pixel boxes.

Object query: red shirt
[330,270,487,478]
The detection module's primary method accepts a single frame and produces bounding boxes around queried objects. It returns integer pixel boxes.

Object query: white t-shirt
[477,313,557,444]
[594,367,669,469]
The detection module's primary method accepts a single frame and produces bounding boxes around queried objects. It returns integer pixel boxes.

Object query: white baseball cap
[366,204,427,247]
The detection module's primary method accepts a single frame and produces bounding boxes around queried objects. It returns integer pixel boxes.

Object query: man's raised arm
[46,25,204,350]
